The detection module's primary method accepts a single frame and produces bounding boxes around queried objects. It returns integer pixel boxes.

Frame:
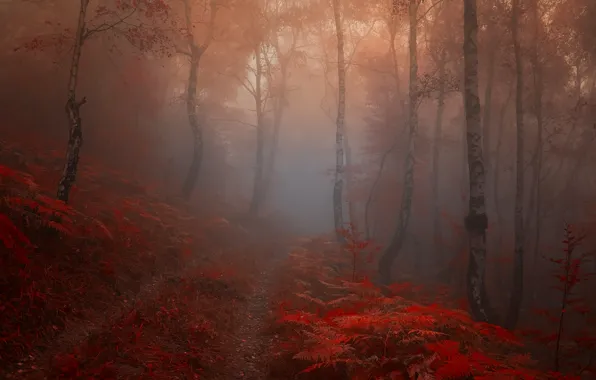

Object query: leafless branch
[83,5,138,40]
[345,20,377,69]
[216,69,257,97]
[417,0,449,22]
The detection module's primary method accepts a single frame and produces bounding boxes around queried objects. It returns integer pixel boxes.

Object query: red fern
[274,238,579,379]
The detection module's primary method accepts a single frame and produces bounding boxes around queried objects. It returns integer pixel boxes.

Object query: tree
[378,0,420,285]
[505,0,525,329]
[248,39,267,216]
[331,0,347,242]
[362,1,406,242]
[527,0,545,304]
[56,0,89,203]
[428,3,448,264]
[261,2,306,205]
[180,0,218,200]
[480,0,497,215]
[462,0,493,323]
[56,0,168,202]
[248,0,312,217]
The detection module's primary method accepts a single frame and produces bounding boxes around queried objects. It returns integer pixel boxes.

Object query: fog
[1,0,596,336]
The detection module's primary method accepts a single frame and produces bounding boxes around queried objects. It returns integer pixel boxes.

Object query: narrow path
[216,248,287,379]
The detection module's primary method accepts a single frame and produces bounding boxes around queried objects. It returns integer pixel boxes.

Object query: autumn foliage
[0,138,264,378]
[268,233,588,379]
[521,224,596,376]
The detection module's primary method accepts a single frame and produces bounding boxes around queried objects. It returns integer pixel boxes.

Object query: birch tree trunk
[463,0,494,323]
[332,0,346,242]
[378,0,418,285]
[506,0,526,330]
[57,0,89,202]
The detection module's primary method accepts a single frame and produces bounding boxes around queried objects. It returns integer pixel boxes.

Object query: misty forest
[0,0,595,378]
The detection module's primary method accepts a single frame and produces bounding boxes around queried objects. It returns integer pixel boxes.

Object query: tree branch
[417,0,449,23]
[83,5,138,41]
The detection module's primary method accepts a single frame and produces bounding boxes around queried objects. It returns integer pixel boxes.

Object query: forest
[0,0,595,378]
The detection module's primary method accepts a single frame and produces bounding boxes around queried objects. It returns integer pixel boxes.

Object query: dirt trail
[215,248,287,380]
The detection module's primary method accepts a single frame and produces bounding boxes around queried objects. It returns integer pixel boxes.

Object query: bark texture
[57,0,89,203]
[463,0,494,323]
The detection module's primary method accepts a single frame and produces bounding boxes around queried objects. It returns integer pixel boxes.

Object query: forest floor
[211,246,288,380]
[0,135,291,379]
[0,135,594,379]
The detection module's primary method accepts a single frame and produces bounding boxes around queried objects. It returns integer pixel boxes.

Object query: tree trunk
[364,13,402,240]
[493,82,513,293]
[506,0,525,330]
[181,49,204,200]
[462,0,495,323]
[344,124,357,228]
[181,0,205,200]
[482,35,496,204]
[378,0,418,285]
[249,44,265,216]
[529,0,544,303]
[332,0,346,242]
[57,0,89,203]
[431,48,446,260]
[181,0,216,200]
[262,62,288,204]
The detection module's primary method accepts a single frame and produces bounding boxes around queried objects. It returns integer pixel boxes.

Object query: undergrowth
[0,138,267,378]
[268,233,586,379]
[522,224,596,376]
